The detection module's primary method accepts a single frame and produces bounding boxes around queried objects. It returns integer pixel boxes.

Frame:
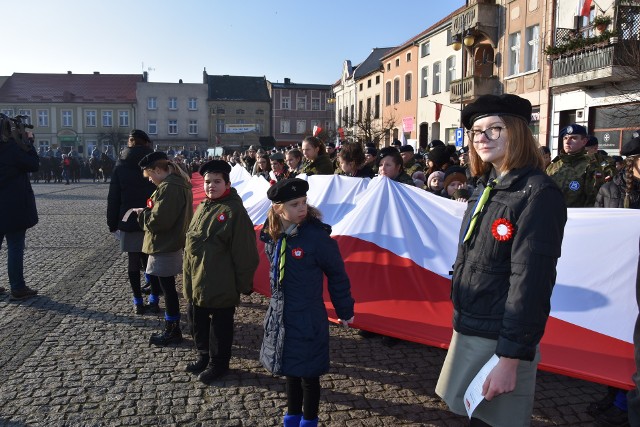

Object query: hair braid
[624,156,636,209]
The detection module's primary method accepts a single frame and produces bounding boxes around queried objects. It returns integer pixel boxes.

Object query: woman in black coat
[107,130,158,314]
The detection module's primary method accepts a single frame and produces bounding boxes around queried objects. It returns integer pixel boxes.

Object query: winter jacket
[137,173,193,254]
[393,172,416,186]
[451,167,566,361]
[300,154,335,176]
[546,149,602,207]
[0,140,39,233]
[259,216,354,377]
[404,157,424,178]
[106,146,155,232]
[183,188,259,308]
[595,170,640,209]
[338,164,374,179]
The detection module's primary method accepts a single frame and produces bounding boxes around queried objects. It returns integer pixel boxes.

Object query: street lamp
[452,29,476,127]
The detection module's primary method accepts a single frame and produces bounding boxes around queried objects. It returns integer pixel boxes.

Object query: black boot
[198,363,229,383]
[149,320,182,346]
[185,353,210,373]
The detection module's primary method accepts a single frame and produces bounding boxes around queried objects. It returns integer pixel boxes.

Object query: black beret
[586,135,599,147]
[560,123,588,137]
[391,139,402,146]
[461,94,532,129]
[199,159,231,176]
[365,147,378,156]
[378,146,401,160]
[270,152,285,161]
[427,145,450,165]
[267,178,309,203]
[399,145,414,153]
[138,151,167,169]
[365,142,376,149]
[428,139,445,149]
[621,137,640,157]
[129,129,151,143]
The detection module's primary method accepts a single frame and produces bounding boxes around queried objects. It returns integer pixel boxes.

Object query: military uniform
[546,149,603,207]
[300,154,335,175]
[403,157,424,178]
[588,151,617,184]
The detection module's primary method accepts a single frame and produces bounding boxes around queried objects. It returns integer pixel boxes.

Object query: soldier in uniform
[546,124,603,207]
[585,135,617,184]
[399,145,423,177]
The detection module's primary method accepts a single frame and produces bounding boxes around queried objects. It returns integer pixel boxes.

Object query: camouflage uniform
[403,157,424,178]
[588,151,617,185]
[546,149,603,207]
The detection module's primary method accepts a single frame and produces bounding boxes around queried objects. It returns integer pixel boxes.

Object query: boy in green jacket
[183,160,259,383]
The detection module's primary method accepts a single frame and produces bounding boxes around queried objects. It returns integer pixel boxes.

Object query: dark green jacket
[300,154,335,175]
[138,173,193,254]
[404,157,424,178]
[183,188,259,308]
[394,172,416,186]
[546,149,601,207]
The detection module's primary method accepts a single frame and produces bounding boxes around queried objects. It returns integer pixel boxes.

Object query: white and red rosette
[491,218,514,242]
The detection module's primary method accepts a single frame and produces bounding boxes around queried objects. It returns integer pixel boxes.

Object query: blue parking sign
[455,127,464,147]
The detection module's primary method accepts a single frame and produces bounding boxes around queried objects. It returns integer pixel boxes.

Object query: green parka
[137,173,193,254]
[300,154,335,175]
[183,188,259,308]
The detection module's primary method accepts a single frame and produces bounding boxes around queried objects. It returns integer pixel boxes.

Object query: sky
[4,0,465,85]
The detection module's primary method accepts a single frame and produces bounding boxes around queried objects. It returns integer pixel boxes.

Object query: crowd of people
[2,93,640,425]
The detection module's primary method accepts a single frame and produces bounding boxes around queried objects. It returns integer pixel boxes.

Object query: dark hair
[302,136,326,155]
[203,171,230,184]
[337,142,365,168]
[256,154,271,172]
[378,148,404,172]
[624,156,640,208]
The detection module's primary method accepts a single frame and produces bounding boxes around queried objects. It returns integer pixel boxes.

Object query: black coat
[0,141,39,233]
[595,170,640,209]
[451,167,567,361]
[107,146,156,232]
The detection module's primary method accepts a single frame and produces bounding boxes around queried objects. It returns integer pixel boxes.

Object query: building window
[509,31,521,76]
[256,109,264,115]
[395,58,400,67]
[311,98,320,111]
[148,97,157,110]
[236,119,245,124]
[236,109,245,114]
[386,81,392,106]
[374,95,380,119]
[18,109,32,125]
[296,120,306,134]
[168,120,178,134]
[62,110,73,127]
[386,62,391,71]
[421,41,431,57]
[1,109,14,116]
[37,110,49,127]
[421,66,429,97]
[406,52,412,62]
[216,108,225,114]
[168,97,178,110]
[525,25,540,72]
[432,62,441,94]
[102,111,113,127]
[367,79,372,88]
[376,75,380,85]
[358,100,363,120]
[256,119,264,134]
[148,120,157,135]
[188,97,197,110]
[281,119,290,133]
[297,97,306,110]
[405,74,412,101]
[86,110,97,127]
[358,83,363,91]
[188,120,198,134]
[366,98,372,117]
[39,140,50,150]
[446,55,456,91]
[281,97,290,109]
[119,111,129,127]
[393,78,400,104]
[216,119,225,133]
[446,29,453,45]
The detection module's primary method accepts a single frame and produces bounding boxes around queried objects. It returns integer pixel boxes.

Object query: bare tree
[340,110,396,147]
[97,130,128,157]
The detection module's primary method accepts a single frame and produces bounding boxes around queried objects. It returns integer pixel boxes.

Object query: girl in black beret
[377,147,414,185]
[259,178,354,427]
[436,94,567,426]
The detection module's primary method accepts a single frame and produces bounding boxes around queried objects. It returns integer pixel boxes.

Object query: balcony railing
[450,75,499,104]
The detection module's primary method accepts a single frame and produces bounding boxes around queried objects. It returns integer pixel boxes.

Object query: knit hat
[443,166,467,188]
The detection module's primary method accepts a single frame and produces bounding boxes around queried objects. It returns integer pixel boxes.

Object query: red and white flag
[578,0,593,17]
[435,102,443,122]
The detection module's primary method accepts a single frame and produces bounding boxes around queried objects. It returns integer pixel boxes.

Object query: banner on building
[225,124,257,134]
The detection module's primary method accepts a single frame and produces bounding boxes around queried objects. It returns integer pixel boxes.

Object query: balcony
[452,2,500,46]
[450,75,499,104]
[549,40,640,91]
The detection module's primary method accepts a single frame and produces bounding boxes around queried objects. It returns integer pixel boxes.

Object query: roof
[207,75,271,102]
[0,72,143,103]
[353,47,394,80]
[270,82,331,90]
[380,5,465,60]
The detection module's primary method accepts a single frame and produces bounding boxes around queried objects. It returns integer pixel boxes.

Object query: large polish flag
[192,166,639,389]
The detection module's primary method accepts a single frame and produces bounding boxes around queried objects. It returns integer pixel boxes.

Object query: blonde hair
[468,115,545,176]
[150,158,192,183]
[265,204,322,241]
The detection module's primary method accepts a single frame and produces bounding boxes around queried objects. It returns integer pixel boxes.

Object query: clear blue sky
[5,0,465,85]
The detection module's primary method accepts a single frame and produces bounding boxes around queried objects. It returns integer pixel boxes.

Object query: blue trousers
[0,229,27,291]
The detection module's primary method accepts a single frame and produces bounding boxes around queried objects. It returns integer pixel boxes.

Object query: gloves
[338,316,354,328]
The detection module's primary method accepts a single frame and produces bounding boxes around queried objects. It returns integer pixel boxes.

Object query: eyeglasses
[467,126,506,142]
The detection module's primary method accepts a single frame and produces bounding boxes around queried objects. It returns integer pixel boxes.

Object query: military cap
[378,146,401,160]
[267,178,309,203]
[365,142,376,149]
[129,129,151,143]
[443,166,467,188]
[248,145,258,151]
[270,152,285,161]
[427,145,450,165]
[391,139,402,147]
[621,137,640,157]
[560,123,588,137]
[585,135,599,147]
[461,94,532,130]
[365,147,378,156]
[138,151,167,169]
[428,139,445,149]
[199,159,231,176]
[399,145,414,153]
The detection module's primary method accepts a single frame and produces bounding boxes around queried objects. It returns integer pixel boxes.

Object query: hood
[163,173,192,189]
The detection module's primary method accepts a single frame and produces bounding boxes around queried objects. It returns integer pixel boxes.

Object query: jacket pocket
[460,265,510,317]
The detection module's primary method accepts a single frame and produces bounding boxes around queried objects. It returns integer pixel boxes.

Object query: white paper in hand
[463,354,499,418]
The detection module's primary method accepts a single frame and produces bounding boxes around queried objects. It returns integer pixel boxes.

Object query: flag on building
[400,123,407,146]
[435,103,443,122]
[579,0,593,17]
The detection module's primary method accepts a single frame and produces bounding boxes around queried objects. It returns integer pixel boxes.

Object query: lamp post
[452,28,475,127]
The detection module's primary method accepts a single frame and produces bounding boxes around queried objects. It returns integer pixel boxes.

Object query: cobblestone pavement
[0,181,606,426]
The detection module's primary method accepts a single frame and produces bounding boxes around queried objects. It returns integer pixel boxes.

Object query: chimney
[143,71,148,82]
[284,78,291,85]
[67,71,72,75]
[93,71,100,75]
[179,79,183,84]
